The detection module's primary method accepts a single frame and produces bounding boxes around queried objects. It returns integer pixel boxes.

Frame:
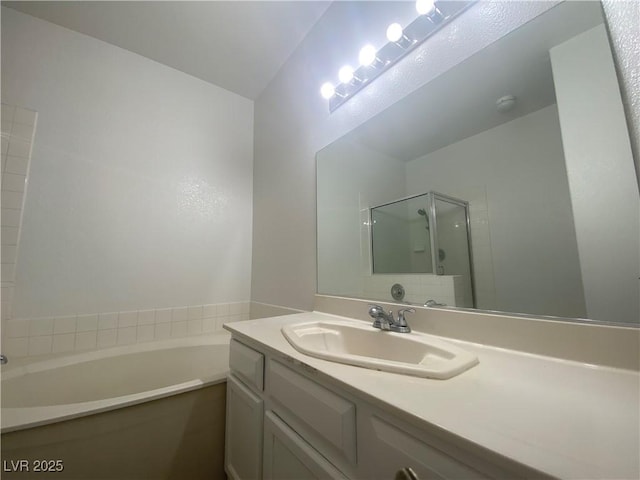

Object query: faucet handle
[397,308,415,326]
[368,304,386,316]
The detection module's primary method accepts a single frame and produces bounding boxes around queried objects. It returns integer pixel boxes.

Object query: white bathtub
[1,333,230,433]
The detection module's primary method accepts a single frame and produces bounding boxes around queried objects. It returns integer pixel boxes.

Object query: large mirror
[317,1,640,325]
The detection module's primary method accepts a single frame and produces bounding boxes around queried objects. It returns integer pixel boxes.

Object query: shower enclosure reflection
[371,192,475,307]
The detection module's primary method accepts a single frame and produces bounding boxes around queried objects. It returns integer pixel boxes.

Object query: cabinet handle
[395,467,419,480]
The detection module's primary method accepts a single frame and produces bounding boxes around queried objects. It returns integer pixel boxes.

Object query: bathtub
[1,334,230,479]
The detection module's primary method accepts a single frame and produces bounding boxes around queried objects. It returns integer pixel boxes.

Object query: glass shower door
[432,194,475,308]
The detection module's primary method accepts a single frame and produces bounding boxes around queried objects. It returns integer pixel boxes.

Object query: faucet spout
[368,304,394,330]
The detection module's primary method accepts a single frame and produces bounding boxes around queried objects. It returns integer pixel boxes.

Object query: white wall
[601,0,640,186]
[317,139,405,297]
[551,25,639,323]
[405,105,586,319]
[1,8,254,319]
[252,1,561,311]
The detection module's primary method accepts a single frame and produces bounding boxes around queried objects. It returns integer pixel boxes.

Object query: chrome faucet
[0,354,7,365]
[424,299,446,307]
[368,304,414,333]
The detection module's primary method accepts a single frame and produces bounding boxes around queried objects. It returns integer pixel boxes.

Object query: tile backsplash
[2,302,250,358]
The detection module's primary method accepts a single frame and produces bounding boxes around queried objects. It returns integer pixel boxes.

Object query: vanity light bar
[320,0,475,112]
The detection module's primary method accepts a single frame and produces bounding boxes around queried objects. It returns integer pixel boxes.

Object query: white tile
[97,329,117,348]
[188,305,202,320]
[1,285,14,303]
[216,303,229,316]
[54,316,77,334]
[1,174,26,192]
[13,107,36,126]
[202,317,216,333]
[241,313,250,321]
[6,318,28,337]
[118,311,138,328]
[75,331,97,350]
[137,309,155,325]
[52,333,75,353]
[117,326,137,345]
[5,156,28,175]
[1,120,11,135]
[10,123,34,141]
[187,319,202,335]
[2,245,17,264]
[1,104,15,123]
[98,312,118,330]
[136,325,154,343]
[2,226,19,245]
[29,317,53,336]
[229,303,242,315]
[172,307,188,322]
[1,137,9,155]
[1,302,11,320]
[4,337,28,357]
[155,308,172,323]
[202,304,216,318]
[28,335,52,356]
[229,314,242,323]
[2,208,22,227]
[170,321,187,337]
[154,322,171,339]
[76,314,98,332]
[1,190,24,209]
[240,302,250,314]
[216,316,229,330]
[7,139,30,158]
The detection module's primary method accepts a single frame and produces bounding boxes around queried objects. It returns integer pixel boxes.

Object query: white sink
[281,319,478,379]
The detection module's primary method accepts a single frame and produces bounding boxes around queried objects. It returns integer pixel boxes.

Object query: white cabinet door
[263,411,348,480]
[359,413,490,480]
[225,375,264,480]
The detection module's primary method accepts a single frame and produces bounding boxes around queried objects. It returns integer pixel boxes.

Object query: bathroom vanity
[224,311,639,480]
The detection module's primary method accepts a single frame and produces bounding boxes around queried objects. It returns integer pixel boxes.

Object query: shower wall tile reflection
[1,103,37,323]
[362,274,465,307]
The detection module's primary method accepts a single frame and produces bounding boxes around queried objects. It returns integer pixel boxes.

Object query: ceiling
[3,1,332,100]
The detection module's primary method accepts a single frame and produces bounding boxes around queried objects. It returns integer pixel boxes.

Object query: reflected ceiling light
[320,82,335,100]
[386,23,404,43]
[338,65,355,83]
[320,0,475,112]
[416,0,436,16]
[359,44,378,67]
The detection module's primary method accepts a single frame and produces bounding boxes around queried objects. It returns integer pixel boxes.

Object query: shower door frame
[428,191,476,308]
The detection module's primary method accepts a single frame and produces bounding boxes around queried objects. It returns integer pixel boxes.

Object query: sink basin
[281,319,478,379]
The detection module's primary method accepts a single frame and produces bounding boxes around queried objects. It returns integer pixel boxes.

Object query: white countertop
[225,311,640,480]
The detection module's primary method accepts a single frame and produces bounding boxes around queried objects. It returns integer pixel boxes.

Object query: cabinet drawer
[267,359,356,466]
[230,339,264,391]
[263,411,348,480]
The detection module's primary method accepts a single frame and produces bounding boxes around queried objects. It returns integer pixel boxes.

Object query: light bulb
[359,44,377,67]
[386,23,403,43]
[338,65,354,84]
[320,82,335,99]
[416,0,436,15]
